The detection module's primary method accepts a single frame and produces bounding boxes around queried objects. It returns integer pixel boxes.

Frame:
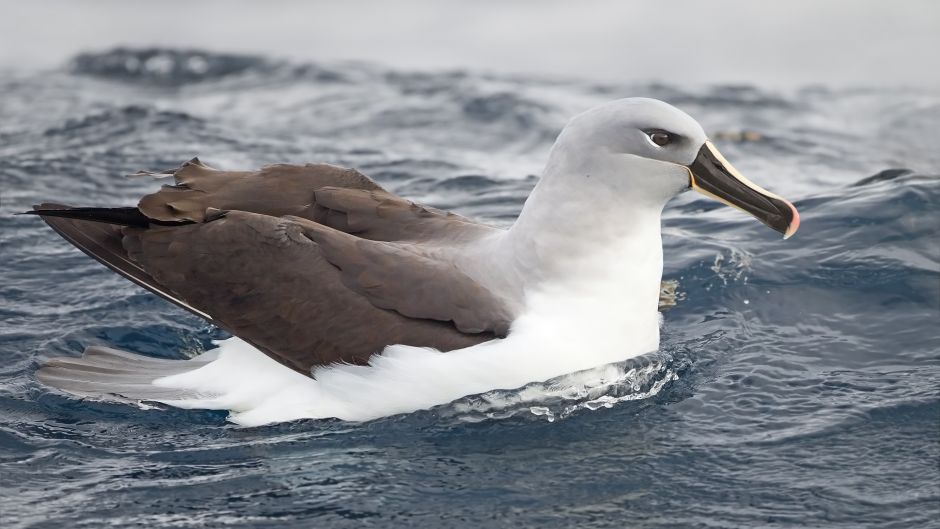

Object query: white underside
[153,334,661,426]
[153,284,663,426]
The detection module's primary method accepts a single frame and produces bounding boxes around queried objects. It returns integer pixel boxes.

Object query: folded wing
[32,159,504,375]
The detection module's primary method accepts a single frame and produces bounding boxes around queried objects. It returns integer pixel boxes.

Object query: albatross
[27,98,799,425]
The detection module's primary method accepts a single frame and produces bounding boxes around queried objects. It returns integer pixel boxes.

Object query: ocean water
[1,48,938,528]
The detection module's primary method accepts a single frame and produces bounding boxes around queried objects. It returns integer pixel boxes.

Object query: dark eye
[647,130,672,147]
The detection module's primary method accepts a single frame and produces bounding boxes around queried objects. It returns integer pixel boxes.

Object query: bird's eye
[647,130,672,147]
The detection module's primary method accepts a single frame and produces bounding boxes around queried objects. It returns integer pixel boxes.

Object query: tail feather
[37,346,220,402]
[26,203,235,406]
[22,205,188,227]
[25,203,218,325]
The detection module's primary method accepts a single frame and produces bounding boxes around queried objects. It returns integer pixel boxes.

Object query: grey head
[547,97,799,237]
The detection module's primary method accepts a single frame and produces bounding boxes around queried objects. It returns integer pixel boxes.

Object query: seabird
[26,98,799,425]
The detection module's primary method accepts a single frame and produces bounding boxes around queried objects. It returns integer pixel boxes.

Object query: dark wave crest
[70,47,275,85]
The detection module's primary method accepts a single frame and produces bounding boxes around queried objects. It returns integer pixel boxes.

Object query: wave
[41,105,204,137]
[70,47,276,85]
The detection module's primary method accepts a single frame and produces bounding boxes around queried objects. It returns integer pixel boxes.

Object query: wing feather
[123,211,491,373]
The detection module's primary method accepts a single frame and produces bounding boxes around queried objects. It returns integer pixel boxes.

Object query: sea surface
[1,49,938,528]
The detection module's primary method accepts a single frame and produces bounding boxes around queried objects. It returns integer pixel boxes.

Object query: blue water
[1,49,938,528]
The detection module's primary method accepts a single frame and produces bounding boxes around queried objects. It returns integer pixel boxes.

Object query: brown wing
[136,158,494,243]
[33,159,503,375]
[309,186,496,243]
[121,211,491,373]
[291,216,513,335]
[136,158,383,223]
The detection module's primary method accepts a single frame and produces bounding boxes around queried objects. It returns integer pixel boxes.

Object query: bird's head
[550,97,799,238]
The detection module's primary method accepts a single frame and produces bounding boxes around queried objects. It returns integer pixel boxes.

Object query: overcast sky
[1,0,937,88]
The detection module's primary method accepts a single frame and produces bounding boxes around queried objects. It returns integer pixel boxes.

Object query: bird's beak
[687,140,799,239]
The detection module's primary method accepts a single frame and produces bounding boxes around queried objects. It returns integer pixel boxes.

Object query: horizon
[1,0,938,89]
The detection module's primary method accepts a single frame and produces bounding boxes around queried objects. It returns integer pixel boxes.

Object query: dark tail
[23,203,219,326]
[21,206,186,227]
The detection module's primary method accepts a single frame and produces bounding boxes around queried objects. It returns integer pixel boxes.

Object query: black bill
[688,140,799,238]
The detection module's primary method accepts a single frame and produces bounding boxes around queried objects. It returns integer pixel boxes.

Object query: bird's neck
[504,188,664,285]
[505,144,666,277]
[491,183,664,353]
[494,158,667,330]
[507,135,671,251]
